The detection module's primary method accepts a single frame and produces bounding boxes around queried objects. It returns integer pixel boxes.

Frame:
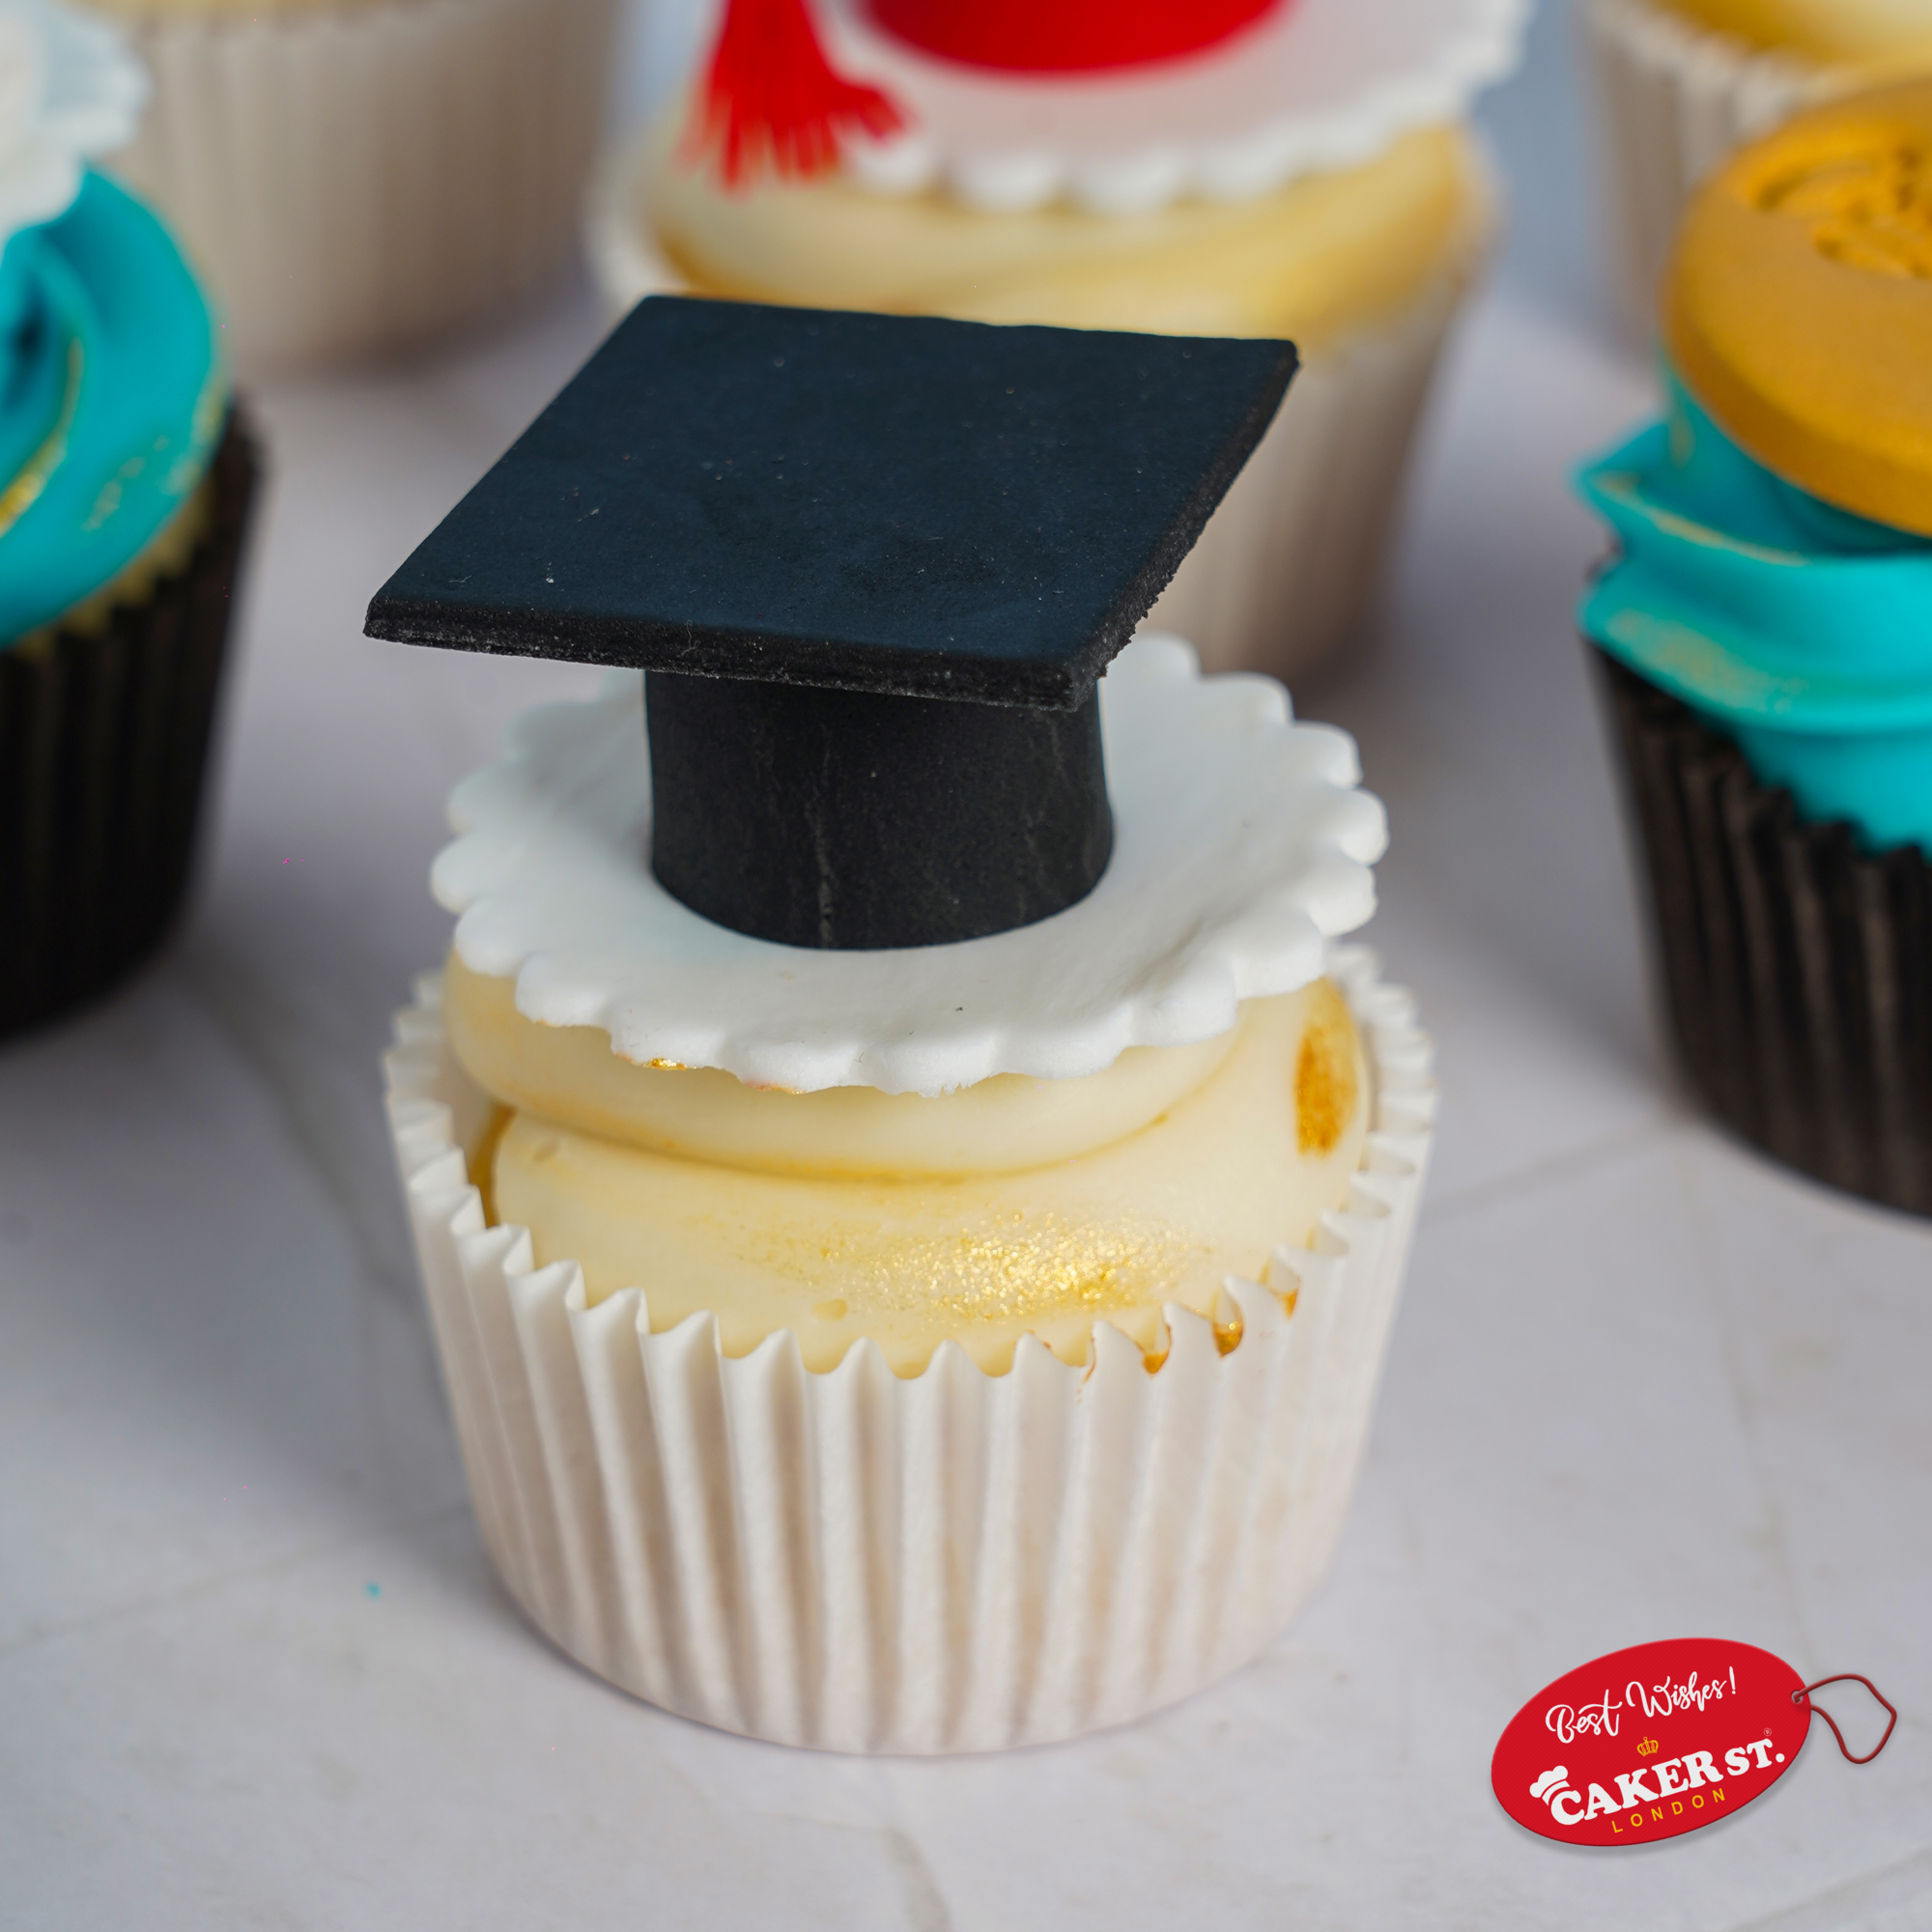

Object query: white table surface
[4,5,1929,1926]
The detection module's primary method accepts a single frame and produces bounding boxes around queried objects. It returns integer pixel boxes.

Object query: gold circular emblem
[1754,137,1932,279]
[1665,83,1932,535]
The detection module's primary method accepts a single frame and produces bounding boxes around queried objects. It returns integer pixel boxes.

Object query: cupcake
[1581,0,1932,328]
[1,2,258,1039]
[1577,82,1932,1216]
[372,297,1436,1751]
[587,0,1526,688]
[90,0,621,372]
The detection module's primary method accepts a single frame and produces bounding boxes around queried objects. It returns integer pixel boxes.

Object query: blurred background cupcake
[588,0,1528,688]
[85,0,622,372]
[1581,0,1932,331]
[1,0,259,1037]
[1577,82,1932,1216]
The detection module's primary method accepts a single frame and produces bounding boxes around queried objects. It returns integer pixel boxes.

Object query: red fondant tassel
[686,0,904,189]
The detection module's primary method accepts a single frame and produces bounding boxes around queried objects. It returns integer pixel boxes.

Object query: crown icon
[1635,1738,1660,1757]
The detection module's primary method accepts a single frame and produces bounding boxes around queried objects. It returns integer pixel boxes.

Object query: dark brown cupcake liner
[1592,644,1932,1218]
[0,408,260,1039]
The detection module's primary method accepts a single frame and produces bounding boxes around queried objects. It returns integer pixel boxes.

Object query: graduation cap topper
[366,298,1296,952]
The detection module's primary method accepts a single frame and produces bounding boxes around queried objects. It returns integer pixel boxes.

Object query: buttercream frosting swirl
[1659,0,1932,64]
[1577,376,1932,852]
[0,3,222,643]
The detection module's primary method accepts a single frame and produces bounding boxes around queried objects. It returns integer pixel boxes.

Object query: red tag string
[1794,1675,1898,1765]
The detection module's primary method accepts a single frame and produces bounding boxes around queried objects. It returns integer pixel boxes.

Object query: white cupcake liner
[584,144,1487,688]
[382,944,1435,1754]
[104,0,620,373]
[1579,0,1837,332]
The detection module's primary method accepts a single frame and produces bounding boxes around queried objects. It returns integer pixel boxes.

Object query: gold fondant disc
[1664,81,1932,536]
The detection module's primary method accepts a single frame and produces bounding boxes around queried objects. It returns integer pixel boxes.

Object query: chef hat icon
[1530,1767,1570,1803]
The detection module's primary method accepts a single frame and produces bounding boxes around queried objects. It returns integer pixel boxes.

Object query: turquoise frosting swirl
[1577,377,1932,856]
[0,168,223,644]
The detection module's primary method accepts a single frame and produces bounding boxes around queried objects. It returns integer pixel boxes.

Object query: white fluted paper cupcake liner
[382,945,1435,1753]
[1579,0,1838,332]
[105,0,620,373]
[584,138,1487,689]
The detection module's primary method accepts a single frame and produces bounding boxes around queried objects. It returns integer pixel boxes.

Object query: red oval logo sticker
[1493,1639,1808,1846]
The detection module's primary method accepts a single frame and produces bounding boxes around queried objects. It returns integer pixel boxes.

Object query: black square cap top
[364,297,1296,712]
[368,298,1299,952]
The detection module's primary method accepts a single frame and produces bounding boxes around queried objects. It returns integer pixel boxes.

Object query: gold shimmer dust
[0,338,82,539]
[1294,982,1360,1156]
[743,1210,1208,1329]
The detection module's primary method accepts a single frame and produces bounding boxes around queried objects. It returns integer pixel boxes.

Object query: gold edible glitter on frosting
[0,339,82,541]
[1295,980,1360,1156]
[741,1210,1207,1331]
[480,983,1371,1376]
[1666,81,1932,534]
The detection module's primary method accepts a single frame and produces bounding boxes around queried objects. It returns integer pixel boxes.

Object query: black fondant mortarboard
[367,298,1295,951]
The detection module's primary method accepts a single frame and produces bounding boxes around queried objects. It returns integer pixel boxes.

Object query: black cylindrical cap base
[646,670,1113,951]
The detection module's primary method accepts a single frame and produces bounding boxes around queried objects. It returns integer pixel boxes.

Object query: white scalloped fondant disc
[435,634,1388,1096]
[822,0,1529,214]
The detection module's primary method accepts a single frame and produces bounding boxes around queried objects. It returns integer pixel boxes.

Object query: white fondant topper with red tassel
[685,0,1528,213]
